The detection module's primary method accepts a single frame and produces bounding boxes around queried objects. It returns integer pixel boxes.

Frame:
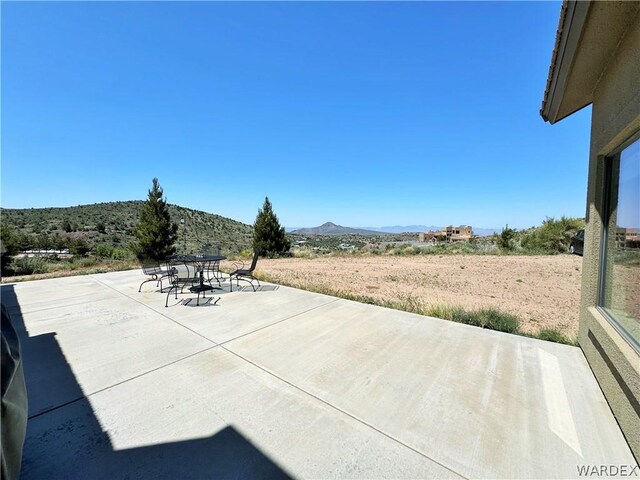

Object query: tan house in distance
[418,225,473,243]
[541,0,639,458]
[616,227,640,249]
[442,225,473,242]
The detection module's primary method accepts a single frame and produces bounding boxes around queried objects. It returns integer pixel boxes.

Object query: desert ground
[246,254,583,339]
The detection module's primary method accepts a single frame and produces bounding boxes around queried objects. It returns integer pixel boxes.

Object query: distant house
[615,227,640,249]
[540,0,639,458]
[418,225,473,243]
[418,231,439,243]
[442,225,473,243]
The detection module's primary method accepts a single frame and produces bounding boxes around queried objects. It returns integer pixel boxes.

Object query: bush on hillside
[8,257,50,276]
[521,216,584,254]
[498,225,518,251]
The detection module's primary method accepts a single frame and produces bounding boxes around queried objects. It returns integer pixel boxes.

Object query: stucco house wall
[578,11,640,460]
[541,0,639,461]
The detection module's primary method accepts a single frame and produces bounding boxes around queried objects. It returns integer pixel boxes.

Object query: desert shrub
[479,309,520,333]
[424,305,519,333]
[95,243,114,258]
[423,304,459,319]
[68,238,90,256]
[237,248,254,259]
[416,242,479,256]
[69,256,101,270]
[521,216,584,254]
[446,242,477,254]
[388,294,423,312]
[535,328,573,344]
[474,242,500,254]
[613,249,640,266]
[450,307,476,325]
[111,247,134,260]
[9,257,50,275]
[498,225,518,251]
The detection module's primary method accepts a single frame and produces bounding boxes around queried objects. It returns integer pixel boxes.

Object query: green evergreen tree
[252,197,290,257]
[134,178,178,262]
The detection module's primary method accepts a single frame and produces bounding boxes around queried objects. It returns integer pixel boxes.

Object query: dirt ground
[247,254,583,339]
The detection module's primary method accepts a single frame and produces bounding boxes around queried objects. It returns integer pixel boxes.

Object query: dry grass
[239,254,583,340]
[1,259,139,283]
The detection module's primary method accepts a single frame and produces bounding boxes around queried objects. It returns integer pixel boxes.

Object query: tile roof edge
[540,0,569,123]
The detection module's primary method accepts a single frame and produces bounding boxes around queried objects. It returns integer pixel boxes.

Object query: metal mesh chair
[229,252,260,292]
[164,256,198,307]
[199,245,223,287]
[138,261,172,293]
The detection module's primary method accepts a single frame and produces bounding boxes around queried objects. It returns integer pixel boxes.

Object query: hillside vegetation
[496,216,585,254]
[1,201,253,259]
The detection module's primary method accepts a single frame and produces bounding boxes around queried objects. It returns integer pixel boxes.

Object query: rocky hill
[292,222,390,236]
[1,201,253,255]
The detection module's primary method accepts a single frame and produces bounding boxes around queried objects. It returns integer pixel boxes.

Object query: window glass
[601,138,640,349]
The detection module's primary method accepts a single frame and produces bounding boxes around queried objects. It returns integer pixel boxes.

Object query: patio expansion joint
[221,345,468,480]
[218,297,341,346]
[27,344,220,421]
[96,276,341,347]
[5,291,122,315]
[91,276,218,346]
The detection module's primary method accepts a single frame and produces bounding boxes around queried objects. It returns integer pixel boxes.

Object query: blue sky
[1,1,591,229]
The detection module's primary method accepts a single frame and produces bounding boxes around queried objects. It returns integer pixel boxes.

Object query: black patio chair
[229,252,260,292]
[138,260,172,293]
[199,245,222,287]
[164,256,199,307]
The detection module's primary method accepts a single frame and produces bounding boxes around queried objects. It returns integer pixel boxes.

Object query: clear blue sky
[1,1,591,229]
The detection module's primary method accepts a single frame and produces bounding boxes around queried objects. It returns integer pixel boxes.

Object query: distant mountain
[291,224,500,236]
[291,222,388,236]
[473,228,500,237]
[361,225,442,234]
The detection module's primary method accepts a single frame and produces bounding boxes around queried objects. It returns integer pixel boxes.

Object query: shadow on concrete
[0,284,292,480]
[233,285,280,293]
[164,284,280,307]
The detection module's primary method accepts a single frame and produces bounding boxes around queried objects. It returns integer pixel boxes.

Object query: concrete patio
[2,269,638,479]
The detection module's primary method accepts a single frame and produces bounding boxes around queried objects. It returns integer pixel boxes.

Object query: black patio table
[172,254,226,306]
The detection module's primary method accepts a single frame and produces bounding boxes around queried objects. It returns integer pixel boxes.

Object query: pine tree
[134,178,178,262]
[253,197,290,257]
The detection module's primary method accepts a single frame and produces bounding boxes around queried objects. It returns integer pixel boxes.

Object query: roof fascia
[542,1,591,124]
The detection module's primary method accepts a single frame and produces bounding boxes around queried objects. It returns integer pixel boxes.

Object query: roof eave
[540,1,592,124]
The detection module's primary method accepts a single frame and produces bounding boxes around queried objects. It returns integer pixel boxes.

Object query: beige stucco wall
[580,11,640,460]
